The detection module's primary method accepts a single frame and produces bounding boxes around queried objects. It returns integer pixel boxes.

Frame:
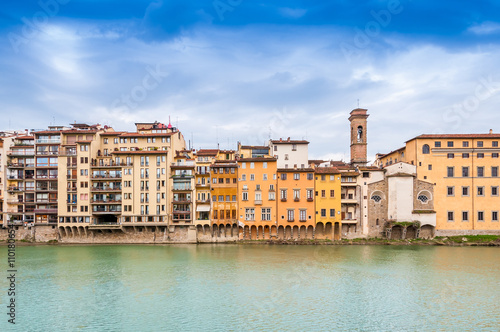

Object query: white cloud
[468,22,500,35]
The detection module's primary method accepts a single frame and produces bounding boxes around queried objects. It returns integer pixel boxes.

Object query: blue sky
[1,0,500,161]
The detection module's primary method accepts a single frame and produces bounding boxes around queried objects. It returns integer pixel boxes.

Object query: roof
[16,136,34,140]
[60,130,98,134]
[33,130,62,135]
[238,157,277,162]
[240,145,269,150]
[119,132,176,137]
[377,146,405,159]
[196,149,219,156]
[314,167,340,174]
[358,166,383,171]
[341,171,360,177]
[277,168,314,172]
[406,133,500,142]
[309,160,326,165]
[271,139,309,144]
[112,150,169,155]
[99,132,126,136]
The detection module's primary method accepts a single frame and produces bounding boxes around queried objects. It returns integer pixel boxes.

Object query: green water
[0,245,499,331]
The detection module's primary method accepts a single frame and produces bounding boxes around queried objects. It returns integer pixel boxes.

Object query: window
[447,167,454,177]
[280,189,287,200]
[321,175,326,181]
[417,193,430,203]
[241,174,246,181]
[462,167,469,177]
[292,173,300,180]
[477,153,484,158]
[477,167,484,177]
[321,209,326,217]
[371,193,382,203]
[241,163,246,169]
[250,162,255,169]
[330,209,335,217]
[307,173,313,180]
[281,173,287,180]
[477,187,484,196]
[261,208,271,221]
[299,209,306,221]
[448,211,454,222]
[492,167,498,177]
[284,154,289,160]
[263,174,268,181]
[493,141,499,147]
[462,153,469,159]
[435,141,441,147]
[287,209,294,221]
[307,189,313,200]
[447,141,454,147]
[493,153,499,158]
[447,187,454,196]
[477,141,483,148]
[292,144,297,151]
[428,165,432,171]
[462,211,469,222]
[492,186,499,196]
[293,189,300,200]
[462,186,470,196]
[321,190,326,198]
[422,144,430,154]
[447,153,454,159]
[493,211,499,222]
[463,141,469,147]
[268,192,275,200]
[245,208,255,221]
[250,174,255,181]
[478,211,484,222]
[330,190,335,198]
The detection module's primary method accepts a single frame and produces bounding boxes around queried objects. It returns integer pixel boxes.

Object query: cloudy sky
[1,0,500,161]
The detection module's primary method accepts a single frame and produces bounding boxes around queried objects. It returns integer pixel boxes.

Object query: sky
[1,0,500,162]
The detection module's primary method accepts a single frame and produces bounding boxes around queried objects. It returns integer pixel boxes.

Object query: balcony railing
[36,139,61,144]
[36,151,59,156]
[281,198,287,202]
[91,174,122,179]
[254,200,262,205]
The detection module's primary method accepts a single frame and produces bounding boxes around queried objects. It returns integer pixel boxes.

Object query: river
[1,245,499,331]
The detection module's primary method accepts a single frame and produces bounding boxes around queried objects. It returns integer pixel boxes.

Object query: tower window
[422,144,430,154]
[357,126,363,143]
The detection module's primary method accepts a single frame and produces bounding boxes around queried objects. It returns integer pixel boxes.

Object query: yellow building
[237,156,278,240]
[276,168,315,239]
[210,156,238,237]
[377,133,500,235]
[314,167,342,240]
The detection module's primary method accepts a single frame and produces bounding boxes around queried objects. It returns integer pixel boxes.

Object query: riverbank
[1,235,500,246]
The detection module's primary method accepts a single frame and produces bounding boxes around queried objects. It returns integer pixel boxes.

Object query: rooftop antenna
[357,99,360,108]
[216,125,219,148]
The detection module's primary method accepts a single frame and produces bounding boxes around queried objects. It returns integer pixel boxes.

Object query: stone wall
[0,225,59,242]
[413,179,434,211]
[367,180,388,237]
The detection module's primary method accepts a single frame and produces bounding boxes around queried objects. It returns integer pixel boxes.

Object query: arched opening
[270,226,277,239]
[422,144,430,154]
[420,225,435,239]
[417,190,432,204]
[244,226,250,240]
[316,222,325,239]
[307,226,314,239]
[264,226,270,239]
[258,226,264,240]
[277,226,285,240]
[405,226,417,239]
[196,225,203,237]
[391,225,403,240]
[285,226,292,240]
[212,224,218,237]
[334,222,341,240]
[300,226,307,239]
[325,222,333,240]
[219,224,225,237]
[357,125,363,143]
[250,226,257,240]
[292,226,299,240]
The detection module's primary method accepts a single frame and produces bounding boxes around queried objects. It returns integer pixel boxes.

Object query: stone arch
[391,225,403,240]
[316,222,325,239]
[325,222,333,240]
[226,224,232,237]
[203,224,210,235]
[212,224,219,237]
[196,224,203,236]
[307,226,314,239]
[285,226,292,240]
[292,226,299,240]
[370,190,385,203]
[300,226,307,239]
[219,224,225,237]
[334,222,341,240]
[420,225,435,239]
[232,224,238,237]
[250,226,257,240]
[239,226,244,240]
[244,225,250,240]
[277,226,284,240]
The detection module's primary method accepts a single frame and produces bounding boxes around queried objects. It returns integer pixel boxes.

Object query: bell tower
[349,108,369,167]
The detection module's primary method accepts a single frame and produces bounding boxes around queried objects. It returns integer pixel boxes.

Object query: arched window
[371,191,384,203]
[357,126,363,143]
[422,144,430,154]
[417,190,432,204]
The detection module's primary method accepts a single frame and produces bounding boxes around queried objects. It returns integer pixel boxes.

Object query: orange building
[276,167,315,239]
[210,158,238,237]
[237,157,278,239]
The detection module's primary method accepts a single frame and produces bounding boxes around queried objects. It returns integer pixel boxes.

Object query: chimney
[279,138,282,142]
[490,129,493,134]
[287,137,290,141]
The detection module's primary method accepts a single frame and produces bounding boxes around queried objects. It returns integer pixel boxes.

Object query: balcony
[67,187,77,192]
[173,199,192,203]
[34,208,58,214]
[36,151,59,156]
[67,200,77,204]
[281,198,287,202]
[91,161,133,168]
[172,185,192,191]
[36,186,58,192]
[92,206,122,214]
[7,175,23,180]
[171,161,195,167]
[307,198,314,202]
[91,174,122,180]
[7,150,35,156]
[287,219,295,222]
[254,200,262,205]
[91,199,122,204]
[7,187,22,192]
[67,163,77,168]
[196,182,210,188]
[91,187,122,192]
[294,198,300,202]
[299,219,307,222]
[35,139,61,144]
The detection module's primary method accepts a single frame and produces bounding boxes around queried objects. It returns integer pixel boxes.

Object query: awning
[196,205,210,212]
